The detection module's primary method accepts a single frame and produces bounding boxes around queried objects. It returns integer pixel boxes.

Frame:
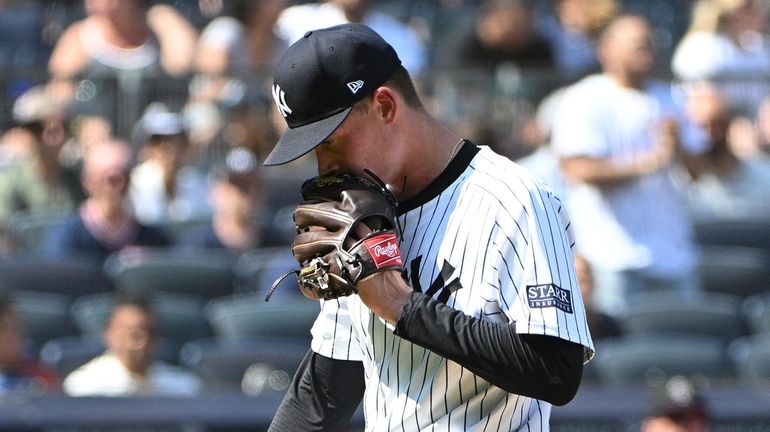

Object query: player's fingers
[294,203,354,231]
[345,221,373,248]
[292,229,343,262]
[296,251,346,300]
[298,283,324,300]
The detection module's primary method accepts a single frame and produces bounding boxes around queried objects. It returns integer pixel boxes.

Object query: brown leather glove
[266,173,402,301]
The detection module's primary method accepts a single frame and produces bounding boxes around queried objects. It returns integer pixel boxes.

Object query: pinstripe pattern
[310,145,594,431]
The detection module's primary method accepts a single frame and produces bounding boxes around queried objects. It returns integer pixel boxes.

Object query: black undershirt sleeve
[394,292,584,406]
[268,349,365,432]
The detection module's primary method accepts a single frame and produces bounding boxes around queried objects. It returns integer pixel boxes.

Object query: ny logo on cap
[272,84,292,118]
[347,80,364,94]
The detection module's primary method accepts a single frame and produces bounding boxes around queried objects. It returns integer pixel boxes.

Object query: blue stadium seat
[591,334,735,385]
[10,290,78,356]
[619,291,748,344]
[40,335,182,377]
[233,246,300,298]
[179,337,308,393]
[728,334,770,387]
[0,253,113,299]
[694,220,770,253]
[103,248,236,300]
[204,292,318,342]
[7,210,70,253]
[742,291,770,335]
[697,245,770,298]
[70,291,213,348]
[38,335,104,378]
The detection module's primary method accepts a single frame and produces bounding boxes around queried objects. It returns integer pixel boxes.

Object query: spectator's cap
[12,85,69,126]
[142,110,185,137]
[213,147,261,193]
[143,112,184,136]
[648,376,709,419]
[226,147,259,174]
[134,102,186,145]
[264,23,402,166]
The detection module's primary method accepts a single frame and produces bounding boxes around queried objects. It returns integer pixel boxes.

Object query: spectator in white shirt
[275,0,427,74]
[672,0,770,117]
[551,15,705,316]
[63,296,201,397]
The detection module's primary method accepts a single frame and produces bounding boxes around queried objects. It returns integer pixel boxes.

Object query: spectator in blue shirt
[45,138,169,262]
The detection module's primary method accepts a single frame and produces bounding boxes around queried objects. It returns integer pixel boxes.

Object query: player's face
[314,99,395,181]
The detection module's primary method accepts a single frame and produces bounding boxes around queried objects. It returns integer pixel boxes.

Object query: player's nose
[314,148,340,176]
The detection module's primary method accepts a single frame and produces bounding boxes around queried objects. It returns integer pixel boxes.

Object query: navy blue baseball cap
[264,23,402,166]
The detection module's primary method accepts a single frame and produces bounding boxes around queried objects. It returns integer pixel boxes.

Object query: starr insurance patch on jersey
[527,283,574,314]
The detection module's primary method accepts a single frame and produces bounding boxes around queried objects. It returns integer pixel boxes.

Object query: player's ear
[371,87,397,124]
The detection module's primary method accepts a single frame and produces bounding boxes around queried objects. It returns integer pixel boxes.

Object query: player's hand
[338,217,411,323]
[356,269,413,324]
[280,173,403,302]
[293,222,374,301]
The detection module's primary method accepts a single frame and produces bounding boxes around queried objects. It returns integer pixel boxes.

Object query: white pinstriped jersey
[310,144,595,431]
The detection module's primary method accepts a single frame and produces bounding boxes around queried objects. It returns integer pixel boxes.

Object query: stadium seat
[103,248,237,300]
[179,337,308,393]
[7,210,70,253]
[696,245,770,298]
[619,292,748,344]
[590,334,735,385]
[40,335,182,377]
[233,246,300,298]
[160,216,212,244]
[694,219,770,254]
[0,253,113,299]
[9,291,78,356]
[39,336,105,378]
[742,292,770,335]
[70,291,213,347]
[728,334,770,386]
[0,2,48,68]
[204,293,318,342]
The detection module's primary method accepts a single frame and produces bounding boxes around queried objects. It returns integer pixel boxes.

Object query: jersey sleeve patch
[526,283,573,314]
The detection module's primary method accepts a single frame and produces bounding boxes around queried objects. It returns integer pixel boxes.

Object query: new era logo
[347,80,364,94]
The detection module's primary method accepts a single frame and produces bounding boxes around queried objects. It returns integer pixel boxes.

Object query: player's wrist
[357,270,411,323]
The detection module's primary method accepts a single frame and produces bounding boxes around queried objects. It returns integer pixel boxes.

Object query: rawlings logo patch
[363,233,402,268]
[526,284,573,314]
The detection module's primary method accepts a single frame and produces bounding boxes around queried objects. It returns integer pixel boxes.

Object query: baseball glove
[265,172,402,301]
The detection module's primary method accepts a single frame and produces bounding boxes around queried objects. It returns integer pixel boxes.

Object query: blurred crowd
[0,0,769,421]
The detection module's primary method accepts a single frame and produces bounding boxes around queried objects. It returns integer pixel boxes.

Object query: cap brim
[264,107,352,166]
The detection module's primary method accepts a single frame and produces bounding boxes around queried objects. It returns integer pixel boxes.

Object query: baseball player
[264,23,594,431]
